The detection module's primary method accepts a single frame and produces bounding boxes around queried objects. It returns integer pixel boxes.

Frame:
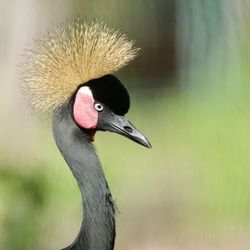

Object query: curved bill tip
[110,115,152,149]
[142,138,152,149]
[134,131,152,149]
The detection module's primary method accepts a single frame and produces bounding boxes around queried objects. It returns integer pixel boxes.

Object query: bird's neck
[52,104,116,250]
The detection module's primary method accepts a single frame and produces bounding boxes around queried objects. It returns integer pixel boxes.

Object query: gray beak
[108,115,151,149]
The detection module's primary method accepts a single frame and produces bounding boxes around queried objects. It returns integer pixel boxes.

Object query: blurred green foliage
[0,167,48,249]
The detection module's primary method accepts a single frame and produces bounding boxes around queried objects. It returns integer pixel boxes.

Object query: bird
[21,19,151,250]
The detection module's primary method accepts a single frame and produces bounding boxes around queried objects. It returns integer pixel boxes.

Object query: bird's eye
[94,103,104,112]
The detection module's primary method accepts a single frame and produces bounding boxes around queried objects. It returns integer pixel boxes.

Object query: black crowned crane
[21,20,151,250]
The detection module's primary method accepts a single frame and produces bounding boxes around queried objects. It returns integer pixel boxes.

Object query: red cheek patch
[73,86,98,129]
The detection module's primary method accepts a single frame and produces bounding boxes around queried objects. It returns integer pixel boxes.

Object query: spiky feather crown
[21,20,139,114]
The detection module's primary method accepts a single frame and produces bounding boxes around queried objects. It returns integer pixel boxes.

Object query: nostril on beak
[124,126,133,133]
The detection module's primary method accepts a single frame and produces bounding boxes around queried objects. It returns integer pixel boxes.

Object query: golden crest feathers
[21,20,139,114]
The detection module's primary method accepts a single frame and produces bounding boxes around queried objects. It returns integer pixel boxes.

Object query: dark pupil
[97,104,102,110]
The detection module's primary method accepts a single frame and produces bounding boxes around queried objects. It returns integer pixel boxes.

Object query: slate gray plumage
[53,103,116,250]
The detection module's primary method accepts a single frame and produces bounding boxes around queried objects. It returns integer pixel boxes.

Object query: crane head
[72,74,151,148]
[21,20,151,148]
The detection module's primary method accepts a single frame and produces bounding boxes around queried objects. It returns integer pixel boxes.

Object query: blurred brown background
[1,0,250,249]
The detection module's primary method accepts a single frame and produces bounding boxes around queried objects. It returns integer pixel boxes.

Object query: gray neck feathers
[52,104,116,250]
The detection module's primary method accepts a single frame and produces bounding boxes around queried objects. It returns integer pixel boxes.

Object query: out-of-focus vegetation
[1,0,250,249]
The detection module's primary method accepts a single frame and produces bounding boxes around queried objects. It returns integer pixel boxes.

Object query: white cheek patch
[73,86,98,129]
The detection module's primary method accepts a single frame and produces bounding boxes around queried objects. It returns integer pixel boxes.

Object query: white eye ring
[94,103,104,112]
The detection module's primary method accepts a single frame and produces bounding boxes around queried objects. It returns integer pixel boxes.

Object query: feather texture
[21,19,139,114]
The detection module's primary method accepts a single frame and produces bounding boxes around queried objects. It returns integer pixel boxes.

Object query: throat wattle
[88,129,96,142]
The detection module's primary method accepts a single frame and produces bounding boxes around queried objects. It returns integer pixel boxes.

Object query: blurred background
[1,0,250,249]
